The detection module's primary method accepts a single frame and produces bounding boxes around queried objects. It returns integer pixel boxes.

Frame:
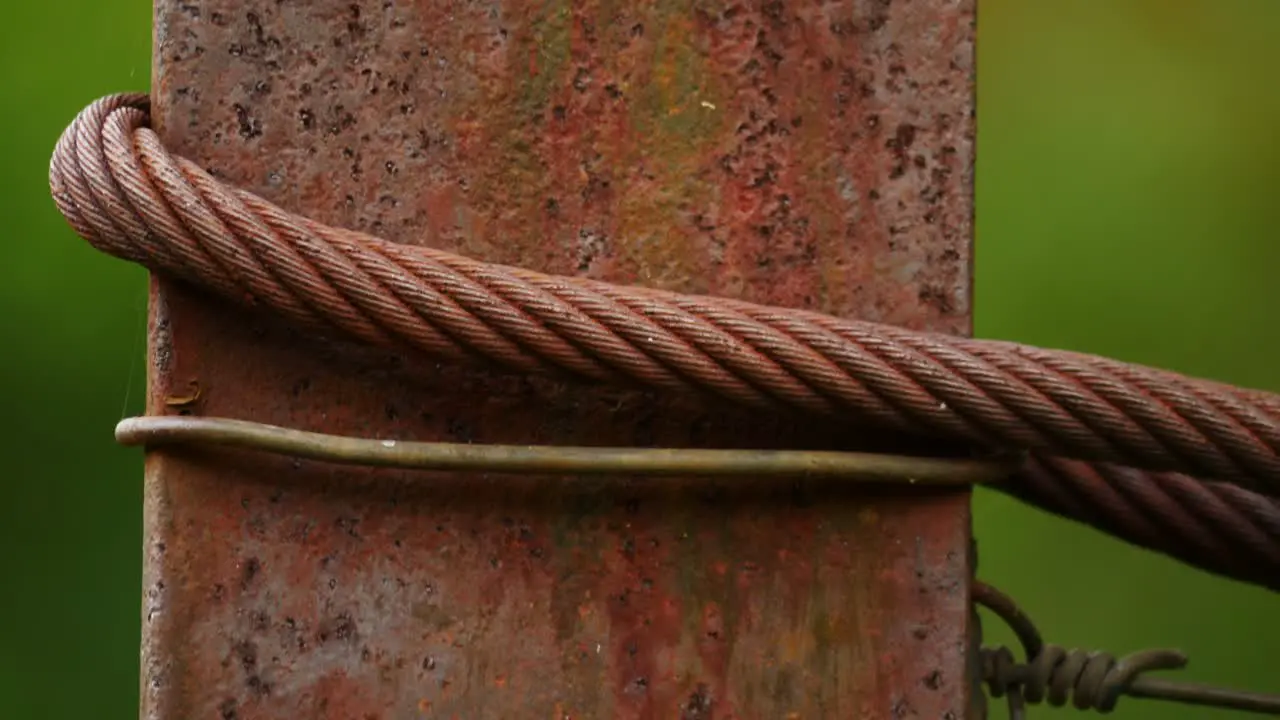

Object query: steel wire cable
[48,93,1280,592]
[1009,458,1280,591]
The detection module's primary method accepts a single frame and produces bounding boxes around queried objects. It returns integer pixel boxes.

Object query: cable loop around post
[47,93,1280,594]
[48,94,1280,497]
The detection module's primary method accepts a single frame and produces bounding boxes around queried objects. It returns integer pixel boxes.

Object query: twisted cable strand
[1009,456,1280,592]
[47,94,1280,591]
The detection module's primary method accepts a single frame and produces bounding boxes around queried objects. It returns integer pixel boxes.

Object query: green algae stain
[790,79,855,315]
[517,0,572,129]
[613,7,729,291]
[807,603,835,678]
[459,0,573,264]
[629,15,720,147]
[503,0,573,194]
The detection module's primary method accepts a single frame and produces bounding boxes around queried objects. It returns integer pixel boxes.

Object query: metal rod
[115,415,1019,483]
[1128,679,1280,715]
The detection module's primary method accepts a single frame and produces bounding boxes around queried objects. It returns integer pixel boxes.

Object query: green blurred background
[2,1,1277,717]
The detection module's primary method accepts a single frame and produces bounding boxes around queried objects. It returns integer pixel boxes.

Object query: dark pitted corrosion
[143,1,977,718]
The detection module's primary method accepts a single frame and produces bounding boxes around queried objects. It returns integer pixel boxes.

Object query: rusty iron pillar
[145,1,976,718]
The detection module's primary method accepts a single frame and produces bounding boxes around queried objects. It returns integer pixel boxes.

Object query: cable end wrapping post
[45,94,1280,596]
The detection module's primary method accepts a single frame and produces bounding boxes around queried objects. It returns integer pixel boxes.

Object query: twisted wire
[980,643,1185,716]
[48,94,1280,591]
[973,581,1280,717]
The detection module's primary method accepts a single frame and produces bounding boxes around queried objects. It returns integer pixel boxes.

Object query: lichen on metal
[144,0,976,717]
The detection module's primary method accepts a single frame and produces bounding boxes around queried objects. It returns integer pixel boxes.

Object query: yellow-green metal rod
[115,415,1019,483]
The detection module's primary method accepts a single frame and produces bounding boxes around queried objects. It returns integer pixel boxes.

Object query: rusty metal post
[145,1,976,717]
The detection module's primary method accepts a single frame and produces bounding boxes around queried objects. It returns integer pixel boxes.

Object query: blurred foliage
[1,0,1277,718]
[0,2,152,719]
[975,2,1280,719]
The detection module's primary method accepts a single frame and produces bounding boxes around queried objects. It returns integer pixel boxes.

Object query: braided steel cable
[49,93,1280,590]
[1009,458,1280,592]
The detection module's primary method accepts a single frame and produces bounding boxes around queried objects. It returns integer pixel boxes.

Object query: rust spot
[163,379,202,410]
[925,669,943,689]
[681,684,713,719]
[241,557,260,588]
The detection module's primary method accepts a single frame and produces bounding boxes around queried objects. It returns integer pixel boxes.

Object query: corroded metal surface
[145,0,976,718]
